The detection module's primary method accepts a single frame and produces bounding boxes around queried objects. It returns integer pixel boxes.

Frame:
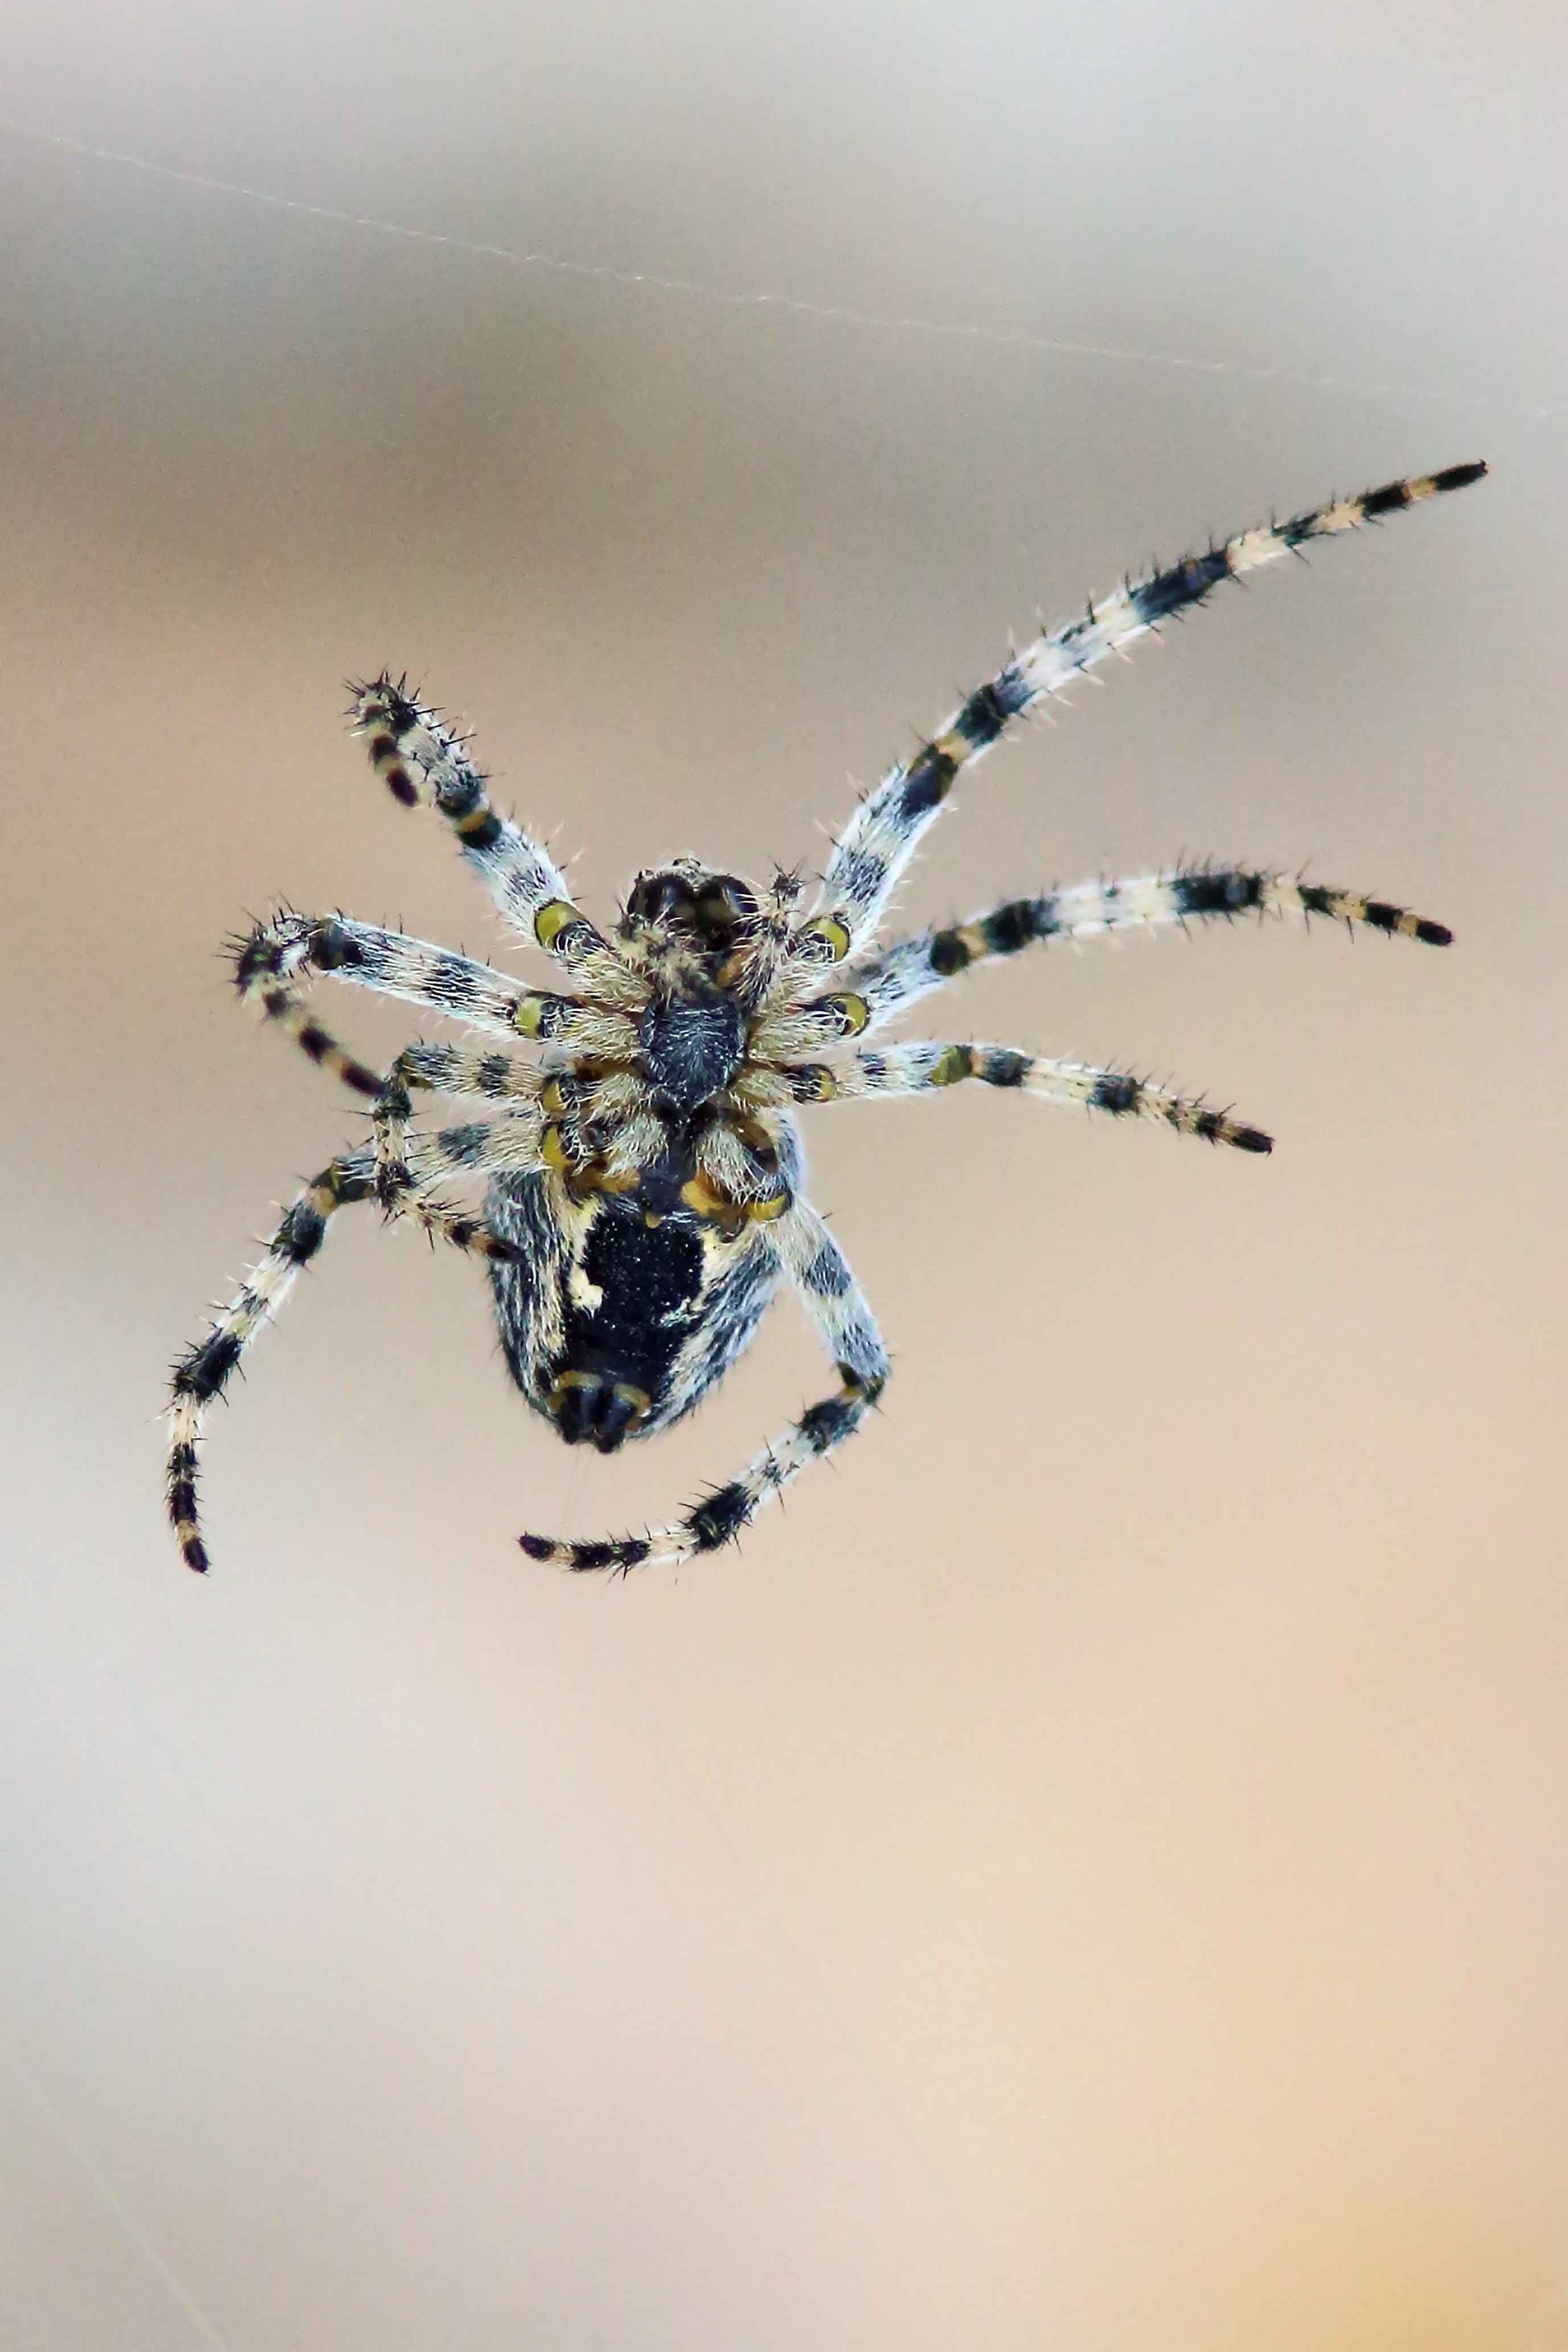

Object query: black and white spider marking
[167,459,1484,1575]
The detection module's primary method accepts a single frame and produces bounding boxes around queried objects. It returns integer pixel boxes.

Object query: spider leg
[383,1114,551,1252]
[234,911,639,1054]
[777,866,1451,1038]
[167,1119,551,1575]
[349,676,636,997]
[744,1040,1273,1152]
[517,1202,889,1573]
[784,462,1486,971]
[168,1154,376,1572]
[237,917,571,1245]
[232,921,637,1117]
[369,1046,546,1221]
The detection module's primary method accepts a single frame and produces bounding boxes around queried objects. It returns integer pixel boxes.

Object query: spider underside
[168,459,1483,1575]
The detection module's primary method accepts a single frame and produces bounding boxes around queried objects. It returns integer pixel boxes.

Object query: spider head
[621,859,760,956]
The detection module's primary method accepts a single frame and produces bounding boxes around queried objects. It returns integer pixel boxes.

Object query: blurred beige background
[3,4,1566,2347]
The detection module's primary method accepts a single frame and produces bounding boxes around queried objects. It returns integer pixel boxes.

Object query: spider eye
[626,871,696,927]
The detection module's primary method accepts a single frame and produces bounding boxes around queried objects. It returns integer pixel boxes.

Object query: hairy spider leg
[517,1202,889,1573]
[168,1154,377,1573]
[370,1043,547,1220]
[736,1039,1270,1150]
[234,923,560,1252]
[236,909,636,1050]
[812,866,1453,1036]
[382,1113,551,1251]
[787,463,1486,970]
[350,675,636,999]
[168,1109,562,1573]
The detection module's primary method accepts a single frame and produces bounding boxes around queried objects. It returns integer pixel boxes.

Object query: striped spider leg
[167,1116,548,1578]
[168,907,576,1573]
[824,866,1454,1039]
[350,675,638,1005]
[781,464,1484,976]
[736,1040,1275,1151]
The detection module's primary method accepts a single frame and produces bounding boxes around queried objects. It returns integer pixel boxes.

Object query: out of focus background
[3,5,1566,2347]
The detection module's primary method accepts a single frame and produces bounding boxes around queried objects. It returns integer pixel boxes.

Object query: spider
[167,459,1484,1577]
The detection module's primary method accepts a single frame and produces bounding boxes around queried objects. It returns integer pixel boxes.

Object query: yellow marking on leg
[798,914,852,964]
[534,900,587,953]
[932,725,970,766]
[927,1045,975,1087]
[827,992,870,1036]
[679,1173,748,1236]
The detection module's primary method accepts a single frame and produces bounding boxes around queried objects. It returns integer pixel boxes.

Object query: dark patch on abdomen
[487,1175,709,1423]
[563,1209,707,1401]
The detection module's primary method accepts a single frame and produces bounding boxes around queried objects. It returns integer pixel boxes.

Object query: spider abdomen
[486,1173,781,1453]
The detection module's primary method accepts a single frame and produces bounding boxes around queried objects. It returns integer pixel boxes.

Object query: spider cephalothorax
[168,459,1484,1577]
[618,861,770,1115]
